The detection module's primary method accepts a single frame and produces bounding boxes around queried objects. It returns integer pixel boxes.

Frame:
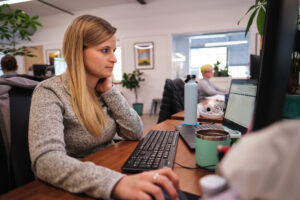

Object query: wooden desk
[0,120,212,200]
[171,110,223,123]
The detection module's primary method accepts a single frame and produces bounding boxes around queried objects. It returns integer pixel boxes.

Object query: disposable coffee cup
[195,129,230,170]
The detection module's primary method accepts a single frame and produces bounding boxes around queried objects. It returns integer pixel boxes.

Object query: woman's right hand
[112,168,179,200]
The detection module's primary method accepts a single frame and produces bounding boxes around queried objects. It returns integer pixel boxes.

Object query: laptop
[176,79,257,150]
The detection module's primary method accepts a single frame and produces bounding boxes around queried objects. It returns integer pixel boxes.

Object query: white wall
[18,0,254,114]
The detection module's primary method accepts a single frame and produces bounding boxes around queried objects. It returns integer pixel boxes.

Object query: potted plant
[121,69,145,115]
[213,61,229,77]
[239,1,300,118]
[0,4,42,57]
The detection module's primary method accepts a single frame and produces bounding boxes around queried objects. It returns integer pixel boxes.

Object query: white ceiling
[10,0,144,17]
[8,0,300,18]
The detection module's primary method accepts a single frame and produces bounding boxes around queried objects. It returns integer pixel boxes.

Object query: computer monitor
[250,54,260,80]
[252,0,298,131]
[54,57,67,75]
[223,79,257,134]
[33,64,51,77]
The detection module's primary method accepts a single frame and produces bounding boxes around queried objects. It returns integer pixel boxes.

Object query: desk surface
[171,110,223,123]
[0,120,213,200]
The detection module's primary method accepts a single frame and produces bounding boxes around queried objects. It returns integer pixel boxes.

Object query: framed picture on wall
[46,49,61,65]
[134,42,154,69]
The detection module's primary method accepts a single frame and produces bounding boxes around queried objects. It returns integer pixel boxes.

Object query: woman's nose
[110,53,117,63]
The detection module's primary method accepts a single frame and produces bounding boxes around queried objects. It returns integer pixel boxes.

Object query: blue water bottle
[183,75,199,126]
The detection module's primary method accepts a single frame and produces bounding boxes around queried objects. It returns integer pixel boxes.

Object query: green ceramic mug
[195,129,230,170]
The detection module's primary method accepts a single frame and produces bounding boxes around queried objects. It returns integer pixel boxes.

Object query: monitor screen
[54,57,67,75]
[250,54,260,80]
[252,0,298,131]
[224,80,257,130]
[33,64,50,76]
[0,53,4,76]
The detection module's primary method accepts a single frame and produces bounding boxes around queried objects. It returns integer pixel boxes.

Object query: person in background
[28,15,179,200]
[198,64,227,103]
[0,54,18,77]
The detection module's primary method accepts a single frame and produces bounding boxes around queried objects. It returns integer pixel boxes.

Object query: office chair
[157,79,184,123]
[0,77,38,194]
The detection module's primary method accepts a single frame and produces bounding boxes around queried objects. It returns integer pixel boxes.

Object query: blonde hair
[200,64,213,75]
[63,15,116,136]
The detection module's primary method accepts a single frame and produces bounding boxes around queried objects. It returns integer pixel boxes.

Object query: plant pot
[282,94,300,118]
[133,103,143,116]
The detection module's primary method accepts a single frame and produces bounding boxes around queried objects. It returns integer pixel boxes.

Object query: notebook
[176,79,257,150]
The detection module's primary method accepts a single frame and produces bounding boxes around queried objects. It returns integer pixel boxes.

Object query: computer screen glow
[225,83,257,128]
[54,57,67,76]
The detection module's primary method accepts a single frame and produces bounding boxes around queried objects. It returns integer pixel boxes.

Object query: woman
[198,64,227,103]
[29,15,179,200]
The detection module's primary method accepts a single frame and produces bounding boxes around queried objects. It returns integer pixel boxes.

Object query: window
[190,47,227,78]
[112,46,122,82]
[172,31,250,79]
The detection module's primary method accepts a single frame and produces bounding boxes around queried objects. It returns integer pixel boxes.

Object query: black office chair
[0,128,9,194]
[157,79,184,123]
[0,77,39,194]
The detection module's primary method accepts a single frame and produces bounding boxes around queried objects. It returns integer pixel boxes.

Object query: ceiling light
[190,34,226,40]
[205,41,248,47]
[173,53,186,62]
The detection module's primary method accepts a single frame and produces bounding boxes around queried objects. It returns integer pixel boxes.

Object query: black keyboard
[122,130,179,173]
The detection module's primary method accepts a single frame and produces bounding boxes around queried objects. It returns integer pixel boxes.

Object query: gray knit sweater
[198,78,227,103]
[28,73,143,199]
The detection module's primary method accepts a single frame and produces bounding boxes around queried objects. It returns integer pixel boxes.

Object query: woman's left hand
[95,76,113,94]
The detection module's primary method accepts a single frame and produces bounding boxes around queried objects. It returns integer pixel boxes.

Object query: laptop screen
[223,79,257,133]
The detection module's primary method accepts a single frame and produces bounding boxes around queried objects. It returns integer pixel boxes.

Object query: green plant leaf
[31,16,39,20]
[0,4,42,57]
[237,5,257,25]
[244,7,259,37]
[257,7,265,36]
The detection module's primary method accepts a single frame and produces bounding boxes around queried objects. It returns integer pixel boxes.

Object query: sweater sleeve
[101,86,143,140]
[198,79,227,96]
[28,86,124,199]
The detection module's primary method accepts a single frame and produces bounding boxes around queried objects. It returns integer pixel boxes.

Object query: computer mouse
[154,186,198,200]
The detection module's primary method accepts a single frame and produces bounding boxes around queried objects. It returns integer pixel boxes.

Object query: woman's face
[83,34,117,85]
[204,67,214,79]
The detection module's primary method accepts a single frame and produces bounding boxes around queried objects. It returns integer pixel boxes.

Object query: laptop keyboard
[194,124,224,131]
[176,124,224,150]
[121,130,179,173]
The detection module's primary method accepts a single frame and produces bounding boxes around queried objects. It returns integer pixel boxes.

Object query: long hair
[63,15,117,136]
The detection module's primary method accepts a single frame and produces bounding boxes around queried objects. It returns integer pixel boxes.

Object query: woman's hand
[112,168,179,200]
[95,76,113,94]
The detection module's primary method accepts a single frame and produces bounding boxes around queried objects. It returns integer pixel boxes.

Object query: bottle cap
[199,175,227,197]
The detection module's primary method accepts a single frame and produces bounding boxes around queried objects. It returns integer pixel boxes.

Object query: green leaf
[244,7,259,37]
[237,4,258,25]
[0,4,42,57]
[31,16,39,20]
[257,7,265,36]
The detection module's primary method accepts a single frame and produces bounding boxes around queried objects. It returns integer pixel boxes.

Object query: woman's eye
[101,49,109,53]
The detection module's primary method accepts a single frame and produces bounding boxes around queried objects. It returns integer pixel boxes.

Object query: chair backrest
[9,86,35,187]
[0,76,39,194]
[158,79,184,123]
[0,126,9,194]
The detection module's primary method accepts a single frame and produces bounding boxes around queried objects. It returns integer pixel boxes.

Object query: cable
[175,162,216,170]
